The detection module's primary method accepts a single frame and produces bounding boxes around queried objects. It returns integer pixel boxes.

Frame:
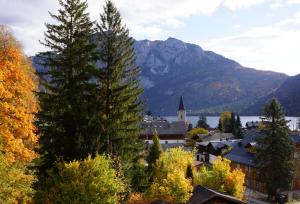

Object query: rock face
[32,37,288,115]
[243,74,300,116]
[135,38,287,115]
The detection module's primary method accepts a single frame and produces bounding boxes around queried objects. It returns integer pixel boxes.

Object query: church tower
[178,96,187,123]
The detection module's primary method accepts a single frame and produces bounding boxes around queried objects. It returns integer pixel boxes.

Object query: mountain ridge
[134,37,287,115]
[32,37,289,115]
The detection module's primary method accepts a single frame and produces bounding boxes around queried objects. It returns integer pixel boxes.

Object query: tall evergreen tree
[256,98,295,199]
[36,0,97,176]
[94,0,143,167]
[235,115,243,138]
[217,118,222,131]
[230,112,236,133]
[186,163,194,181]
[146,132,163,177]
[197,115,209,129]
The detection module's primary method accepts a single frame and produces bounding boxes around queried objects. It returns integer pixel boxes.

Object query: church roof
[178,96,185,111]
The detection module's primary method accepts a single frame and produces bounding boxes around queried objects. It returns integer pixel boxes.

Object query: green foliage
[0,151,35,204]
[36,0,98,176]
[146,132,162,177]
[149,148,194,203]
[218,118,223,131]
[235,115,243,138]
[230,112,236,134]
[186,163,194,181]
[196,115,210,129]
[188,128,208,137]
[194,157,245,199]
[94,0,143,169]
[256,98,295,198]
[130,159,150,193]
[35,155,126,204]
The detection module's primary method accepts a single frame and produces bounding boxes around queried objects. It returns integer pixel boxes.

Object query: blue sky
[1,0,300,75]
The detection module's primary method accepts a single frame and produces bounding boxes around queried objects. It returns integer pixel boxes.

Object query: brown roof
[188,186,246,204]
[141,121,188,137]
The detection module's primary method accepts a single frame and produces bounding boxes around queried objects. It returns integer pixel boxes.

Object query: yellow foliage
[149,148,194,203]
[224,169,245,199]
[0,26,38,163]
[188,128,208,138]
[194,156,245,199]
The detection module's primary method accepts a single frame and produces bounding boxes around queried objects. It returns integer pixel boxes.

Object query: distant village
[140,96,300,203]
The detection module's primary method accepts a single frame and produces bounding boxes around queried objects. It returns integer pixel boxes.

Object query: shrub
[36,155,125,204]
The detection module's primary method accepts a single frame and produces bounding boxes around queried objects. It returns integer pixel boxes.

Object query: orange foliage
[0,34,38,163]
[127,193,151,204]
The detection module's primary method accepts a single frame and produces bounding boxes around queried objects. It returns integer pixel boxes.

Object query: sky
[1,0,300,76]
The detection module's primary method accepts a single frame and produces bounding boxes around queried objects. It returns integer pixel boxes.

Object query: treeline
[217,112,243,138]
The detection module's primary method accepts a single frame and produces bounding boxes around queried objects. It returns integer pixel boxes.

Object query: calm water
[165,116,299,130]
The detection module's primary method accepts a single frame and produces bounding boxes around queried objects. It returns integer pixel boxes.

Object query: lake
[165,116,299,130]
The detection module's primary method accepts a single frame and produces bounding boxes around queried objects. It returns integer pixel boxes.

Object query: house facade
[224,130,300,193]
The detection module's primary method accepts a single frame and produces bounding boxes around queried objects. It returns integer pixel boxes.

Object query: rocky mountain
[32,37,289,115]
[243,74,300,116]
[135,38,287,115]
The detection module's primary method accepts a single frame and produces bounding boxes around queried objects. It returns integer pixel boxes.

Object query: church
[140,96,191,149]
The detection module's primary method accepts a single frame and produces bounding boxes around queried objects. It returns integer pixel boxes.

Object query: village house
[140,96,191,149]
[224,129,300,194]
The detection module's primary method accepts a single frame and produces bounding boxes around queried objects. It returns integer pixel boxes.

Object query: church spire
[178,96,185,111]
[178,96,187,123]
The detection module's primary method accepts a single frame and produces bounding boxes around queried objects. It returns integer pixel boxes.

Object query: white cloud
[202,24,300,76]
[1,0,300,76]
[1,0,274,55]
[270,2,283,9]
[222,0,268,11]
[287,0,300,4]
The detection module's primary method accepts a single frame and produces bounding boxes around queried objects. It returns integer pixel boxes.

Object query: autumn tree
[219,112,232,133]
[194,156,245,199]
[0,25,38,163]
[149,148,194,203]
[0,25,38,202]
[94,0,143,169]
[36,0,98,176]
[35,154,126,203]
[256,98,295,199]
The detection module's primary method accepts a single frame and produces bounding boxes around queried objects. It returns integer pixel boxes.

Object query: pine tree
[146,132,163,176]
[235,115,243,139]
[230,112,236,133]
[217,118,223,131]
[197,115,209,129]
[36,0,97,176]
[94,0,143,167]
[256,98,295,199]
[186,163,194,181]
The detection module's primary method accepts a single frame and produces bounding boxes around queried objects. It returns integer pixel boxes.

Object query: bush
[188,128,208,137]
[194,156,245,199]
[36,154,126,204]
[149,148,194,203]
[127,192,151,204]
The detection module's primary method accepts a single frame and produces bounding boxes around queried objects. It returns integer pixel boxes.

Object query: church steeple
[178,96,185,111]
[178,96,187,123]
